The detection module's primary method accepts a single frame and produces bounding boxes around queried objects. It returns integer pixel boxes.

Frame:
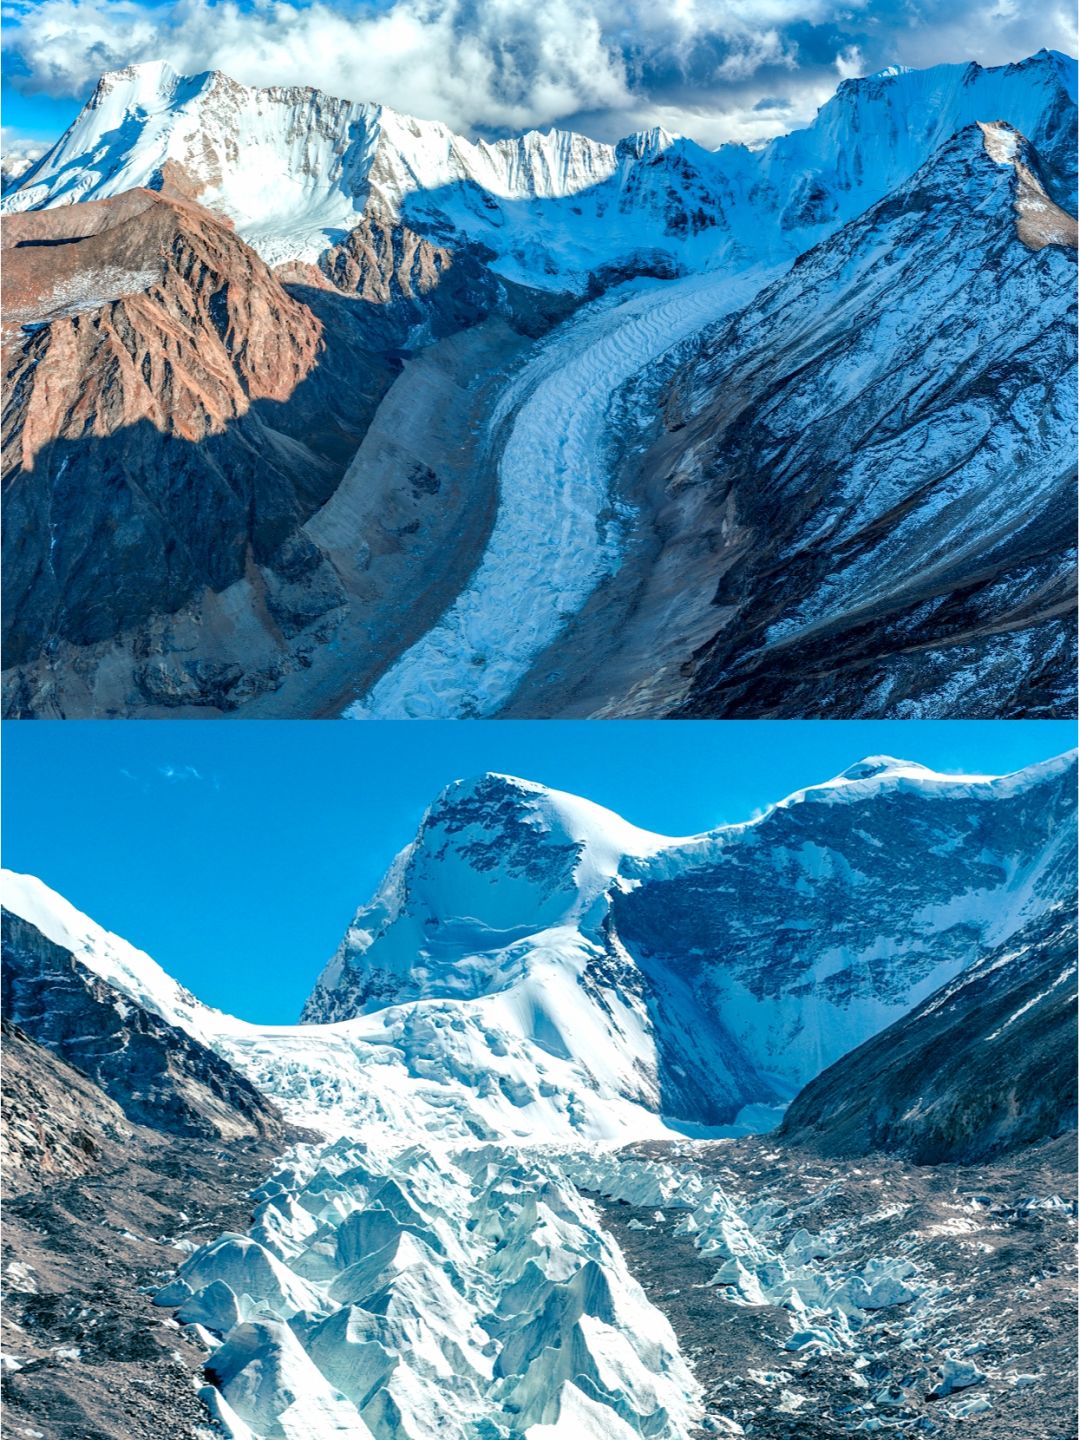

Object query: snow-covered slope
[1,869,219,1039]
[634,119,1079,721]
[4,52,1075,289]
[304,755,1077,1126]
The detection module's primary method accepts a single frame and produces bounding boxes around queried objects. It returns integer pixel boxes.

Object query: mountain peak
[836,755,928,782]
[425,772,668,859]
[91,58,182,107]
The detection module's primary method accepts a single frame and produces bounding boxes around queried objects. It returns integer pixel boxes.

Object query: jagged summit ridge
[5,50,1075,287]
[301,771,673,1024]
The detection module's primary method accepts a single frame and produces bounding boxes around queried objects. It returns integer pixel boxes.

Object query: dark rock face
[1,1021,298,1440]
[780,904,1079,1163]
[431,774,584,885]
[642,126,1077,719]
[1,911,284,1143]
[0,192,403,673]
[1,1017,131,1187]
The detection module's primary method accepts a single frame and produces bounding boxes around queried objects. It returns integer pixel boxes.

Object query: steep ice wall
[300,756,1076,1123]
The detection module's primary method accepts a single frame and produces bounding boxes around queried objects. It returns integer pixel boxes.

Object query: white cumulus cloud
[1,0,1075,148]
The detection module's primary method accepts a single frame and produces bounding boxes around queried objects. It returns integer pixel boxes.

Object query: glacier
[1,750,1075,1438]
[1,49,1076,719]
[346,265,782,718]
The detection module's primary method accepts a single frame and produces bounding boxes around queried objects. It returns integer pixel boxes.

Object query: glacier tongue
[346,264,782,719]
[165,1131,702,1440]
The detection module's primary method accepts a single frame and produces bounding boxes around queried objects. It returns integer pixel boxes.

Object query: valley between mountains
[1,754,1076,1438]
[2,50,1077,718]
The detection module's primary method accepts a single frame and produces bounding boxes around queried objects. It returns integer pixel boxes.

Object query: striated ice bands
[347,268,776,719]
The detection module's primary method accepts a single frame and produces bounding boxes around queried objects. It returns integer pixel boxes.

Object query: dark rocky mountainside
[0,911,315,1438]
[636,124,1077,719]
[1,185,568,718]
[1,1021,300,1440]
[780,902,1079,1164]
[1,909,285,1142]
[1,1017,133,1188]
[1,190,394,679]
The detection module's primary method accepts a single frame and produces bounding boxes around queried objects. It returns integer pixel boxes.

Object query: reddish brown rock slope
[3,188,323,468]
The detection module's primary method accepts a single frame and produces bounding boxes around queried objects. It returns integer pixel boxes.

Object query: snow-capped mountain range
[303,755,1077,1124]
[1,752,1075,1438]
[2,49,1076,720]
[5,51,1076,289]
[4,751,1075,1144]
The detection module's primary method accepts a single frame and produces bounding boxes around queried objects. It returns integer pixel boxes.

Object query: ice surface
[347,266,781,718]
[2,751,1073,1439]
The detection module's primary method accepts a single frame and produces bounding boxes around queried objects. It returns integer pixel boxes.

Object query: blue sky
[3,720,1074,1023]
[2,0,1076,162]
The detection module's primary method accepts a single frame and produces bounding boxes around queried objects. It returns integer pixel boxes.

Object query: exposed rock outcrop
[1,1022,299,1440]
[3,188,324,463]
[1,1018,132,1187]
[2,910,286,1143]
[779,903,1079,1163]
[1,189,394,675]
[0,180,570,716]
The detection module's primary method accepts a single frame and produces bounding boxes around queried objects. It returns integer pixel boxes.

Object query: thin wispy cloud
[158,764,203,783]
[118,764,220,790]
[2,0,1075,150]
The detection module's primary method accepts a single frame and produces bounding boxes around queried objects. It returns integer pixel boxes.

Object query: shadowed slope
[780,903,1078,1163]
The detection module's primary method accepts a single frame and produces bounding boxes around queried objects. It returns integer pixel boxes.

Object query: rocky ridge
[0,911,312,1440]
[780,903,1078,1163]
[1,1023,301,1440]
[2,909,287,1142]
